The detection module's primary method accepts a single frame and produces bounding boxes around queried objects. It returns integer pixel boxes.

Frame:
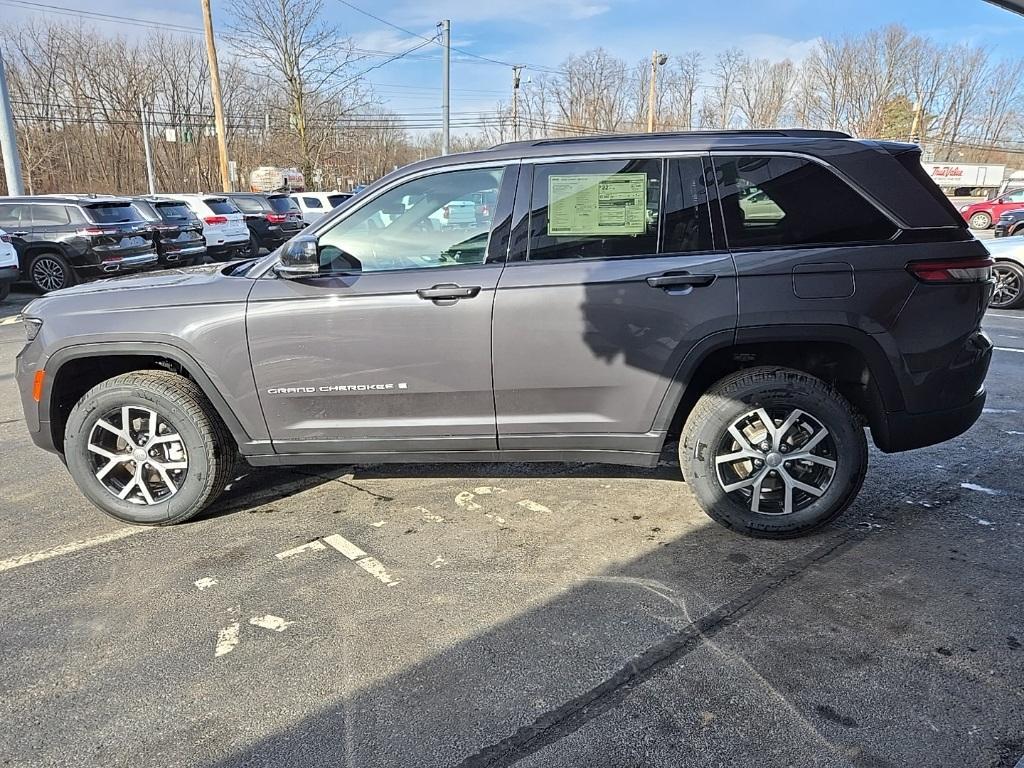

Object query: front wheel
[680,367,867,539]
[991,261,1024,309]
[64,370,237,525]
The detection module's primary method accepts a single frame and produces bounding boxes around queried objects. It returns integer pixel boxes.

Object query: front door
[247,164,515,454]
[491,155,738,453]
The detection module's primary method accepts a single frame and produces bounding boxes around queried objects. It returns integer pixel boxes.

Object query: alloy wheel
[991,264,1022,308]
[714,407,837,516]
[86,405,189,505]
[32,257,67,292]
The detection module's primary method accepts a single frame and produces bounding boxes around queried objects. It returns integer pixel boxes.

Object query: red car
[959,188,1024,229]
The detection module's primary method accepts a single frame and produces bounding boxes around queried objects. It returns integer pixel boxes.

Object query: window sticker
[547,173,647,236]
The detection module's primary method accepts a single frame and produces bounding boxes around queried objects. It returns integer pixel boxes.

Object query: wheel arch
[654,325,903,445]
[43,342,255,455]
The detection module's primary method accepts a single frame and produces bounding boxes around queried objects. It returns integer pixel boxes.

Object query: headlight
[22,316,42,341]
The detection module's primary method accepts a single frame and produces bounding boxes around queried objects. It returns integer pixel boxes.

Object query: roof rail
[492,128,852,150]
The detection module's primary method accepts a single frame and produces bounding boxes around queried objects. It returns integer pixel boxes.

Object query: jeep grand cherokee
[16,130,993,538]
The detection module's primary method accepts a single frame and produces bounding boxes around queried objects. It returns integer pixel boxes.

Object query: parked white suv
[0,227,20,301]
[290,192,353,225]
[162,194,249,261]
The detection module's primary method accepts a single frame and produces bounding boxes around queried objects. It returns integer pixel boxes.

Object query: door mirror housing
[276,236,319,278]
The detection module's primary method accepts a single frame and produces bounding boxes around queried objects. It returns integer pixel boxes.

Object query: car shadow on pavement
[187,479,1022,768]
[194,465,356,522]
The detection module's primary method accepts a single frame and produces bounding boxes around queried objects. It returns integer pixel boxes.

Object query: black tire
[29,252,76,293]
[991,261,1024,310]
[247,234,261,258]
[680,366,868,539]
[64,370,237,525]
[0,281,9,301]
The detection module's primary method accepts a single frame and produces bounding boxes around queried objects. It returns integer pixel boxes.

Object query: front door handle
[646,272,717,289]
[416,283,481,301]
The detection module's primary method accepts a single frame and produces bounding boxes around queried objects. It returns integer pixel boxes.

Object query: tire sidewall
[969,212,992,229]
[682,379,866,537]
[65,384,214,525]
[30,253,73,293]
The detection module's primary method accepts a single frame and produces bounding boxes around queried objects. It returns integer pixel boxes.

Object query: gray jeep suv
[15,130,994,538]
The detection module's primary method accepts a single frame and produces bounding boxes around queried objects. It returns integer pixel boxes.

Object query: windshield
[85,203,144,224]
[154,202,196,221]
[205,198,239,215]
[268,195,300,213]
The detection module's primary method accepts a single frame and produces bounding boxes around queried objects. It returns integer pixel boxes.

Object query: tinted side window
[31,205,71,226]
[664,157,715,253]
[712,155,897,249]
[302,196,323,209]
[84,203,141,224]
[328,194,351,208]
[527,158,661,261]
[268,196,299,213]
[1004,189,1024,203]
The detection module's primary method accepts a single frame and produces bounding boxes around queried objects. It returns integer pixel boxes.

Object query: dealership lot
[1,288,1022,768]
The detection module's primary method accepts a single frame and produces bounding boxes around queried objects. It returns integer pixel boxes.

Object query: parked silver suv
[16,130,993,537]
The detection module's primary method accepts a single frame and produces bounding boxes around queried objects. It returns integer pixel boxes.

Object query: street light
[648,50,668,133]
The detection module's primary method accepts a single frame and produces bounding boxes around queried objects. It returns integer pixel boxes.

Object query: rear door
[247,164,516,454]
[491,155,737,453]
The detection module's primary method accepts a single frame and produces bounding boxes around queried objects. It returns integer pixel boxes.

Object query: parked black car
[0,196,158,292]
[223,192,305,256]
[130,197,207,266]
[993,208,1024,237]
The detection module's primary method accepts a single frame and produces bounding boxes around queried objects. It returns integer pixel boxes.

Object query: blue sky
[5,0,1022,127]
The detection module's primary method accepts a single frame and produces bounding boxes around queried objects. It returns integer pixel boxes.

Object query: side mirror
[275,236,319,278]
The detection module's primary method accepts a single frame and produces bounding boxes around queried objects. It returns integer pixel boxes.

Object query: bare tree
[703,48,745,129]
[736,58,795,128]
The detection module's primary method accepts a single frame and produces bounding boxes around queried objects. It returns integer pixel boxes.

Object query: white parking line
[995,346,1024,354]
[323,533,401,587]
[275,540,327,560]
[0,528,143,574]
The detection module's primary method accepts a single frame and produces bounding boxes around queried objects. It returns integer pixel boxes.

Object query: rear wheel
[969,211,992,229]
[991,261,1024,309]
[29,252,76,293]
[680,367,867,538]
[0,282,9,301]
[64,370,237,525]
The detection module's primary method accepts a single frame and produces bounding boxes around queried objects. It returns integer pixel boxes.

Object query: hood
[24,261,256,318]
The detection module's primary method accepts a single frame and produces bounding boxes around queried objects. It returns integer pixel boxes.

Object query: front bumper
[0,265,19,283]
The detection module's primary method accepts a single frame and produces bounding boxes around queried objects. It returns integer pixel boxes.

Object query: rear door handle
[416,283,481,301]
[646,273,717,289]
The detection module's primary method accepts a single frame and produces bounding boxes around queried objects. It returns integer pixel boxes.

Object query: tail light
[907,256,994,284]
[0,233,10,243]
[77,227,110,237]
[480,204,490,217]
[265,213,287,224]
[204,215,228,225]
[442,205,450,219]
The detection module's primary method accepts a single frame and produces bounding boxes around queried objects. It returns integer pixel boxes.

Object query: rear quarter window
[328,194,352,208]
[302,197,324,209]
[711,155,898,249]
[231,196,268,214]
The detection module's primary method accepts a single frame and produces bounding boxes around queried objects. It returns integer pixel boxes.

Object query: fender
[41,341,269,456]
[650,323,905,435]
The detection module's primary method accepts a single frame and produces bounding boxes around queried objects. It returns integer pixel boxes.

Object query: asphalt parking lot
[1,282,1022,768]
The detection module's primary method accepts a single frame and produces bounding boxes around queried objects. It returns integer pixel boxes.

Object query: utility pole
[440,19,450,156]
[909,100,925,145]
[511,65,522,141]
[0,53,24,196]
[200,0,231,191]
[139,95,156,195]
[647,50,667,133]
